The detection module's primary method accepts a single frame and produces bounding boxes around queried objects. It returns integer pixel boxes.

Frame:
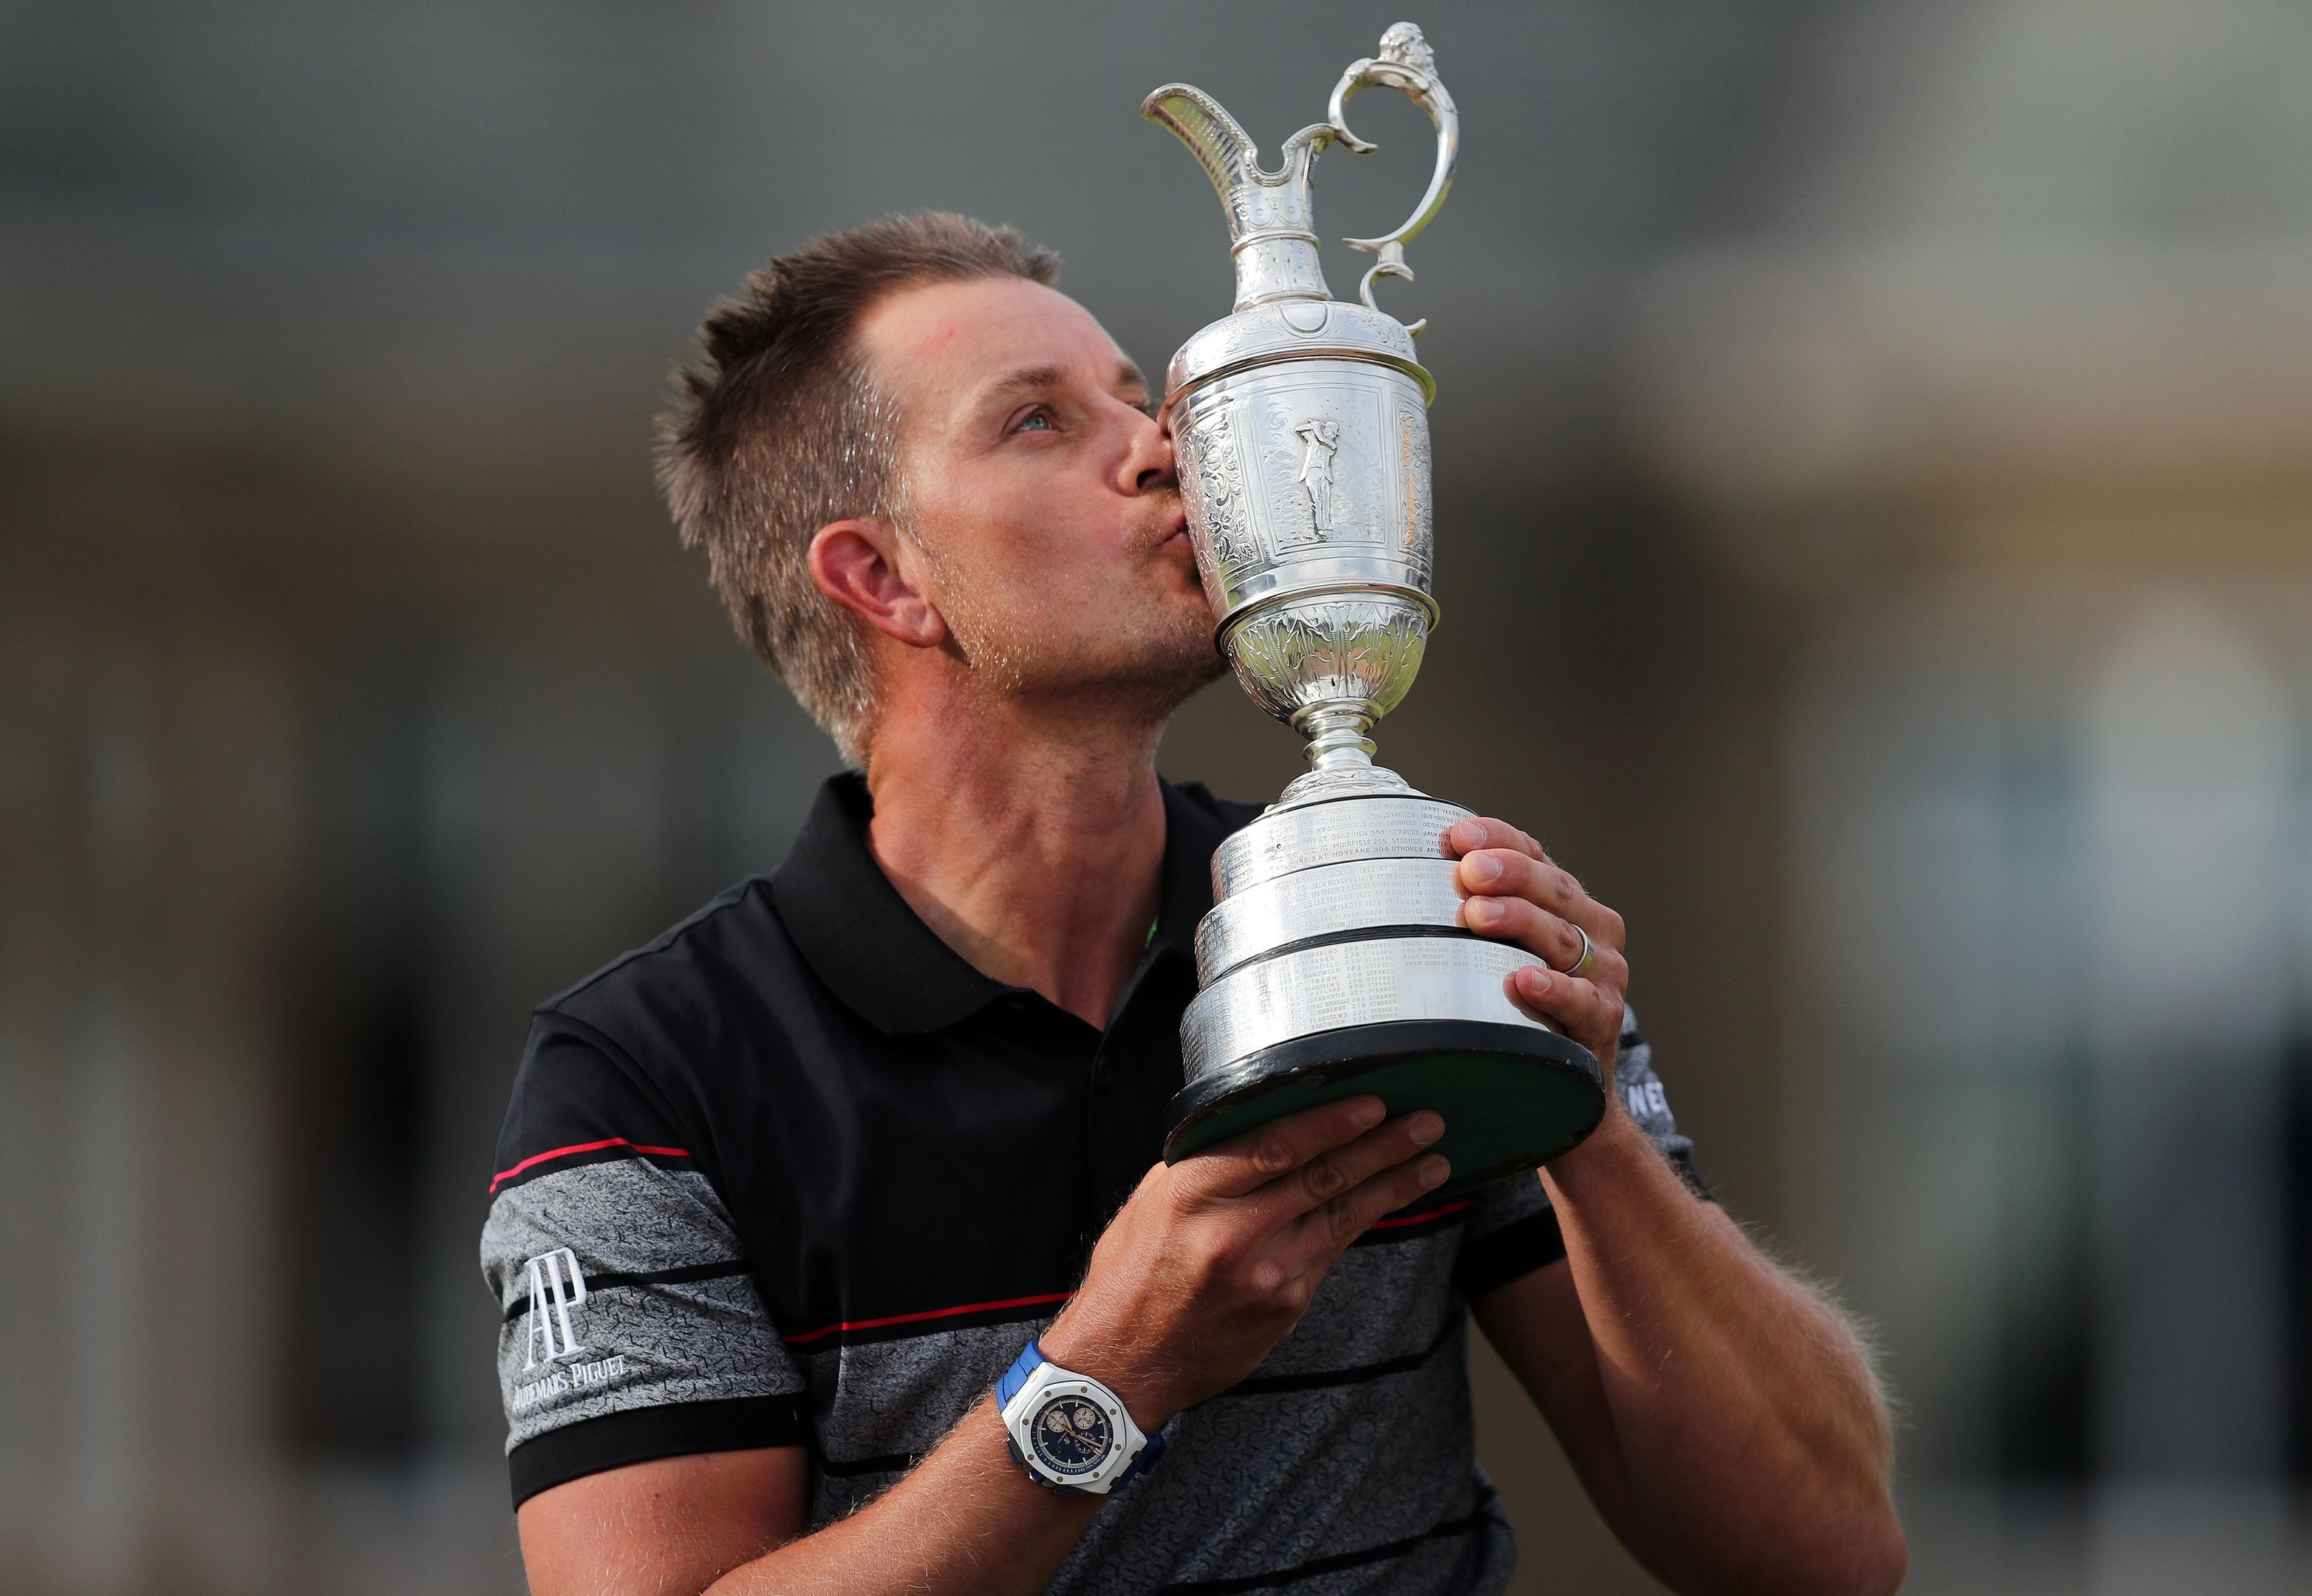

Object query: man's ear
[807,519,947,649]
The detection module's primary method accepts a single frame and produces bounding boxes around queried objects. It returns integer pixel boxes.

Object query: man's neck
[864,696,1170,1030]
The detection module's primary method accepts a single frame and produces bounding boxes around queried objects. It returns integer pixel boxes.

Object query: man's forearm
[709,1399,1100,1596]
[1538,1111,1903,1596]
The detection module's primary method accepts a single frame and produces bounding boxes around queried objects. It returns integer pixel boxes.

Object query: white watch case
[998,1360,1151,1496]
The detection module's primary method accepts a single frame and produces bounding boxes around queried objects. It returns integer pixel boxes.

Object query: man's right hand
[1037,1097,1448,1429]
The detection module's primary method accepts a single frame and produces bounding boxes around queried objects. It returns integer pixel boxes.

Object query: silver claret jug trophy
[1149,23,1606,1191]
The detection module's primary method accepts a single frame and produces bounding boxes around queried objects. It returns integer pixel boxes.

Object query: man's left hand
[1447,817,1627,1075]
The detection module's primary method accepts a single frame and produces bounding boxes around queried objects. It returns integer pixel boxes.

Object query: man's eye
[1015,406,1054,433]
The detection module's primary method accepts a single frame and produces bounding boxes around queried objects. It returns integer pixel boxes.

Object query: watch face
[1027,1393,1113,1476]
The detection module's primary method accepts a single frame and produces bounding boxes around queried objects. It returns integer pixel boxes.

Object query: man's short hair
[656,211,1062,765]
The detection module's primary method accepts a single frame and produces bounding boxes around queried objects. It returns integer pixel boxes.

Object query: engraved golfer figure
[1294,417,1341,538]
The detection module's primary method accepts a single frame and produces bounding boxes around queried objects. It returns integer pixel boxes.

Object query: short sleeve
[479,1013,808,1508]
[1453,1005,1711,1300]
[1611,1007,1709,1200]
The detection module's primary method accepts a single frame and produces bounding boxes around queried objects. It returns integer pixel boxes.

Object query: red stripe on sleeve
[487,1136,692,1194]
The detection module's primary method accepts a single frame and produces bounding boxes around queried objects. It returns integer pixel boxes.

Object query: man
[481,213,1904,1596]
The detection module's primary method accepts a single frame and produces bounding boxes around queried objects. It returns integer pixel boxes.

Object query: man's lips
[1146,509,1193,559]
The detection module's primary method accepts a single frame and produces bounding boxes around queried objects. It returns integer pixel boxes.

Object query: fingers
[1255,1109,1446,1223]
[1446,816,1544,862]
[1462,892,1631,992]
[1180,1094,1390,1201]
[1454,845,1625,952]
[1294,1145,1454,1263]
[1507,962,1623,1067]
[1445,817,1631,1068]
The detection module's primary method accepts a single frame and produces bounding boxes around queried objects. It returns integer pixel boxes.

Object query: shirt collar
[1152,776,1232,960]
[770,771,1237,1037]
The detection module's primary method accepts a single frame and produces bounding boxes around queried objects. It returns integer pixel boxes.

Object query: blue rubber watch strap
[995,1337,1046,1411]
[1115,1428,1166,1488]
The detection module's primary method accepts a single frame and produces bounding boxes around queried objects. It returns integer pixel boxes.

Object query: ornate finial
[1377,22,1434,75]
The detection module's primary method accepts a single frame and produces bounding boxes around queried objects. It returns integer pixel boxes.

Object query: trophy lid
[1161,296,1430,411]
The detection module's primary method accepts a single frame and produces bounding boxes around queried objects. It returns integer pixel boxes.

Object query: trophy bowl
[1148,24,1607,1192]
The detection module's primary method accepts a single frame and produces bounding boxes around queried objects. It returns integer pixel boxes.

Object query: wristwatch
[995,1339,1165,1496]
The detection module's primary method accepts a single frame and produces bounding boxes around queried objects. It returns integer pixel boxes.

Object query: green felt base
[1163,1020,1607,1196]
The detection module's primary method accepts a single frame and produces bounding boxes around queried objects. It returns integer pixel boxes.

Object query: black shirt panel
[520,774,1259,1341]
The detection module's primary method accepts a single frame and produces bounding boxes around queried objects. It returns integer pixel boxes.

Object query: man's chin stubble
[955,622,1226,732]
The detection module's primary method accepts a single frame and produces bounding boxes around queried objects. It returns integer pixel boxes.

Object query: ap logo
[522,1248,588,1368]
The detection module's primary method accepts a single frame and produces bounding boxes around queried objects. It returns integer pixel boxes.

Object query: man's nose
[1120,403,1177,497]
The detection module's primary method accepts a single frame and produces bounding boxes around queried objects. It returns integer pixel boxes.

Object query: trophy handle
[1326,22,1458,331]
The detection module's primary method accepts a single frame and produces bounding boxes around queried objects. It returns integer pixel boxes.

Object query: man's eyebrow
[972,361,1152,409]
[973,364,1068,408]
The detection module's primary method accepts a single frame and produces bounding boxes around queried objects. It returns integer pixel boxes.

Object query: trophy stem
[1295,702,1378,771]
[1277,703,1408,805]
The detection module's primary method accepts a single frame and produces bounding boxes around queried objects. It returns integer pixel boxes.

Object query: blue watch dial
[1028,1394,1113,1476]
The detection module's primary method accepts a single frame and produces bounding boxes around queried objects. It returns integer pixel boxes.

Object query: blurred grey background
[5,1,2311,1591]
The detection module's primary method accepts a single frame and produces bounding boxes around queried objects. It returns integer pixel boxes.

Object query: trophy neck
[1231,239,1328,313]
[1215,134,1332,311]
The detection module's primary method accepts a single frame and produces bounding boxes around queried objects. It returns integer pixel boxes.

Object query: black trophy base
[1163,1019,1608,1196]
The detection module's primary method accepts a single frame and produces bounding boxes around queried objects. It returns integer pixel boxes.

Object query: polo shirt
[479,772,1703,1595]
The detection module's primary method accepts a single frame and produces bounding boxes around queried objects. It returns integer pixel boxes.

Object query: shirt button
[1091,1059,1114,1090]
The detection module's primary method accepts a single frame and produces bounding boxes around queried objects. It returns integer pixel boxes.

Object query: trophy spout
[1141,86,1335,311]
